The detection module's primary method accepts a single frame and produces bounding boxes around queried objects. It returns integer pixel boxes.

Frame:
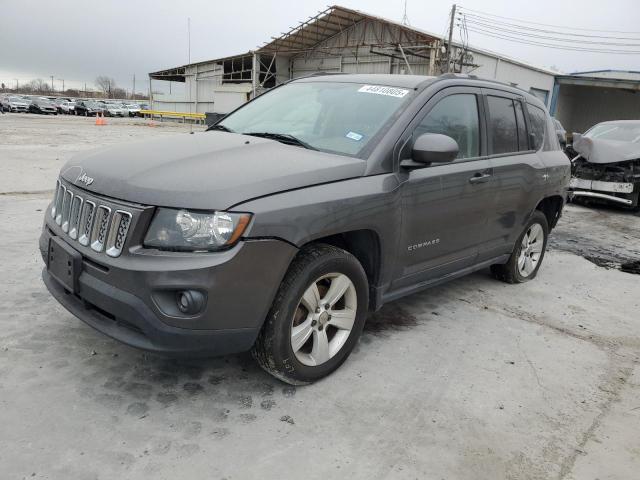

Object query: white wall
[457,48,555,106]
[151,61,251,114]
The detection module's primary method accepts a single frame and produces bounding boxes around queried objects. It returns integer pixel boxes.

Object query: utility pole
[445,4,456,73]
[14,79,19,91]
[50,75,54,92]
[401,0,410,26]
[132,73,136,99]
[58,78,64,92]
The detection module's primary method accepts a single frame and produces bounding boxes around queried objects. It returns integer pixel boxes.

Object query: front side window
[414,94,480,160]
[487,96,518,154]
[219,82,414,157]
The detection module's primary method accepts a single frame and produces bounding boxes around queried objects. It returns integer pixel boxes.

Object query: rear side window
[528,105,550,151]
[514,101,529,151]
[487,96,518,154]
[415,94,480,160]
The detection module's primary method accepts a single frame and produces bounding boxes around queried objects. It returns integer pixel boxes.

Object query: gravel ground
[0,114,639,479]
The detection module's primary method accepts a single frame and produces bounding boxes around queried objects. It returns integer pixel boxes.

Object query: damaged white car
[569,120,640,211]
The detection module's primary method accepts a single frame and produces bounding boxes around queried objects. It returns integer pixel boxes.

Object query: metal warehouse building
[148,5,556,115]
[551,70,640,134]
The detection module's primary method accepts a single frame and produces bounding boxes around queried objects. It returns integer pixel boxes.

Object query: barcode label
[358,85,409,98]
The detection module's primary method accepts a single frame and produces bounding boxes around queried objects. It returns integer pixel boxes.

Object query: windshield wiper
[206,124,234,133]
[243,132,316,150]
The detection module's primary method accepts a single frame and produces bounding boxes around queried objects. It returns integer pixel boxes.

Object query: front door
[392,88,494,291]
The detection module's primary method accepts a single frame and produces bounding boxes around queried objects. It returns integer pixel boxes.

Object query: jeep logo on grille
[76,172,94,186]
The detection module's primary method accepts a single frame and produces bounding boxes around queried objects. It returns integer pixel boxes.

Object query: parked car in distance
[123,103,142,117]
[553,118,567,149]
[569,120,640,210]
[40,74,570,384]
[29,98,58,115]
[60,101,76,115]
[74,101,104,116]
[1,95,30,112]
[103,104,126,117]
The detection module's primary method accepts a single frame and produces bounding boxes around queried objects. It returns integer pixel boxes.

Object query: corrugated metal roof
[149,4,557,81]
[257,5,438,54]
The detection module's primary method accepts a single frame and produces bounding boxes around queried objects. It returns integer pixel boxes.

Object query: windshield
[218,81,413,156]
[585,122,640,143]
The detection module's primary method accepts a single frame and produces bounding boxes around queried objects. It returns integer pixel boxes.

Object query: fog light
[175,290,205,315]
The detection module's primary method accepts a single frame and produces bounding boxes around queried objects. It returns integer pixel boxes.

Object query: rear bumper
[40,224,297,356]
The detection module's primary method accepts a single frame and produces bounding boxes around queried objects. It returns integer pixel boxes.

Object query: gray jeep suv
[40,74,570,384]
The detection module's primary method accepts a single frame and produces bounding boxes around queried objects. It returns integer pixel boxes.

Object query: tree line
[0,75,148,100]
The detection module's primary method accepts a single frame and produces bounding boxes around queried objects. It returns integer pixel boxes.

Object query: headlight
[144,208,252,251]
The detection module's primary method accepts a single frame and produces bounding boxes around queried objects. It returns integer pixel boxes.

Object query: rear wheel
[491,211,549,283]
[252,244,369,385]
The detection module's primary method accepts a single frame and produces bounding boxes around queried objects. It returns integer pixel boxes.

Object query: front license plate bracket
[47,236,82,293]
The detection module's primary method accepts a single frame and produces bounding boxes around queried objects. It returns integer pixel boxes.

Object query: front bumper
[569,177,638,206]
[40,216,297,356]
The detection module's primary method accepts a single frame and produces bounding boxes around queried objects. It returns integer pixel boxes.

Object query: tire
[491,210,549,284]
[252,243,369,385]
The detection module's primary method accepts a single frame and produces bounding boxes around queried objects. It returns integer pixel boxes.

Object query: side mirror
[402,133,459,169]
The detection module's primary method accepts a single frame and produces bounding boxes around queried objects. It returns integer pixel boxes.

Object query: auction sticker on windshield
[358,85,409,98]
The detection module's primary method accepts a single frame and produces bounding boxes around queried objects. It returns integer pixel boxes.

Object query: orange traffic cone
[95,112,106,126]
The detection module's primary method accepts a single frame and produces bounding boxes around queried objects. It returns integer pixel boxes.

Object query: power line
[457,5,640,35]
[464,26,640,54]
[460,18,640,47]
[460,12,640,41]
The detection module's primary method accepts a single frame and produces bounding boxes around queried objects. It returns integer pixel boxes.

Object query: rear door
[480,89,547,260]
[392,86,494,291]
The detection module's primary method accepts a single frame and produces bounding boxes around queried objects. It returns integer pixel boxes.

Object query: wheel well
[303,230,381,305]
[535,196,564,230]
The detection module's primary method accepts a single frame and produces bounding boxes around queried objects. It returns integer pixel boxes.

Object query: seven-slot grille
[51,179,132,257]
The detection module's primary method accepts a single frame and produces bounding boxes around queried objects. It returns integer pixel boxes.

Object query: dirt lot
[1,114,639,479]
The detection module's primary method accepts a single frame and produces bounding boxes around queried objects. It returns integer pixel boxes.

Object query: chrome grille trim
[78,200,96,246]
[90,205,112,252]
[51,179,135,256]
[51,179,61,218]
[54,184,66,225]
[61,189,74,233]
[68,195,84,240]
[105,210,132,257]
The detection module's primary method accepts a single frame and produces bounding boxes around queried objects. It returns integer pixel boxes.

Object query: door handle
[469,171,492,184]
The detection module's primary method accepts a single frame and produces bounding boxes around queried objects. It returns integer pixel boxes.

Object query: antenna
[401,0,410,26]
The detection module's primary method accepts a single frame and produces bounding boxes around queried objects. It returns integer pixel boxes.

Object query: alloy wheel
[517,223,544,277]
[291,273,357,367]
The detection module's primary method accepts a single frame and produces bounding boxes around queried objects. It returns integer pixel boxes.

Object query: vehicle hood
[573,134,640,164]
[60,131,367,209]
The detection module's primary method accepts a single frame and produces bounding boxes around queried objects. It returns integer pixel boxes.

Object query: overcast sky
[1,0,638,93]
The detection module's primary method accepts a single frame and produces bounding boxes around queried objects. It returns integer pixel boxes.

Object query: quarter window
[487,96,518,154]
[528,104,548,151]
[415,94,480,160]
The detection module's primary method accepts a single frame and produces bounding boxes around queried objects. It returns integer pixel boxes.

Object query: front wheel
[252,244,369,385]
[491,210,549,283]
